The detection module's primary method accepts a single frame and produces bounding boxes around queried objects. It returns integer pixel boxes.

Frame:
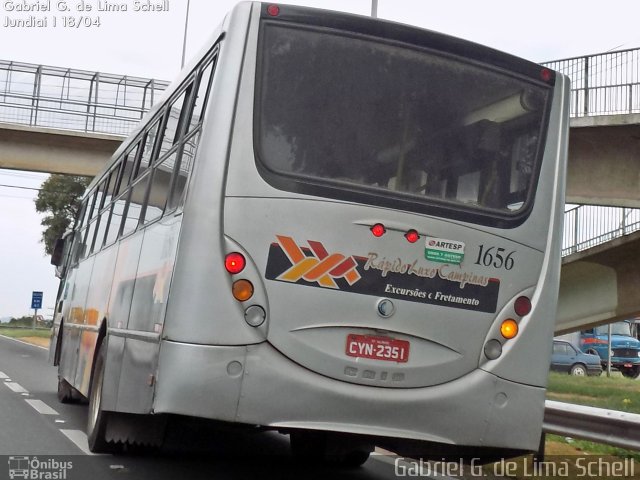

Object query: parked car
[580,321,640,378]
[550,340,602,376]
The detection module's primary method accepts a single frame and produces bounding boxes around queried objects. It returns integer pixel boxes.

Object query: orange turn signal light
[232,280,254,302]
[500,319,519,339]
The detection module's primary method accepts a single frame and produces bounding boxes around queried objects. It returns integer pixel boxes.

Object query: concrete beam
[557,230,640,333]
[0,122,123,177]
[567,116,640,208]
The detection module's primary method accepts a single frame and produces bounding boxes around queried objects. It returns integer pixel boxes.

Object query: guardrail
[543,47,640,118]
[0,59,170,136]
[544,400,640,450]
[562,205,640,257]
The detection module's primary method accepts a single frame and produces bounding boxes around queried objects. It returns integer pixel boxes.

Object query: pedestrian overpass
[1,50,640,334]
[0,59,169,175]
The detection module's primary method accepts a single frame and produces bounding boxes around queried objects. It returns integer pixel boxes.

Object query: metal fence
[563,205,640,256]
[543,48,640,117]
[0,59,170,136]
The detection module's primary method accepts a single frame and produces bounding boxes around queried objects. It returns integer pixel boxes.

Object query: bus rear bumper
[154,340,545,451]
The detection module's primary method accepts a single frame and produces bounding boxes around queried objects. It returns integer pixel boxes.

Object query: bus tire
[87,341,118,453]
[290,431,371,468]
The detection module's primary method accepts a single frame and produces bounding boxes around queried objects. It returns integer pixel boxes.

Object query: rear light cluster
[370,223,421,244]
[224,252,266,327]
[484,295,532,361]
[224,252,253,301]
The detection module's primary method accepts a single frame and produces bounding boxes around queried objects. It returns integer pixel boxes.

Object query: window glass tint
[82,220,97,259]
[188,58,214,131]
[103,169,119,207]
[121,172,151,236]
[258,24,551,216]
[95,180,107,212]
[145,152,175,224]
[168,130,199,211]
[76,201,88,230]
[104,195,127,246]
[160,91,187,157]
[137,121,160,177]
[91,214,107,254]
[117,145,139,197]
[84,191,97,223]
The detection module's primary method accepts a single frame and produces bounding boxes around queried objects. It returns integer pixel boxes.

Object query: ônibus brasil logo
[274,236,361,289]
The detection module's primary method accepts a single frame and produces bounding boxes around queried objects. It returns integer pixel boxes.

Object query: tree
[34,174,91,255]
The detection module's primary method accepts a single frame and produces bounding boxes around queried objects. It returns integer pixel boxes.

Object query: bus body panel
[482,74,569,386]
[154,339,545,451]
[162,2,266,347]
[111,215,182,414]
[74,243,119,394]
[57,254,96,394]
[223,196,543,388]
[218,5,569,389]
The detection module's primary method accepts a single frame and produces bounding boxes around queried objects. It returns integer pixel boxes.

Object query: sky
[1,0,640,318]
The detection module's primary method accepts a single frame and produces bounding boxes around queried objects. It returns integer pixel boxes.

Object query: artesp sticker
[424,237,465,265]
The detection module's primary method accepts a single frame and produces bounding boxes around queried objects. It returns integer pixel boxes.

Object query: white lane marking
[0,371,8,379]
[5,382,28,394]
[25,399,59,415]
[0,334,48,351]
[59,429,101,456]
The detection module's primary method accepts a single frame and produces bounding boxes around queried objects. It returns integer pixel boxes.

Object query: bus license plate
[345,334,409,363]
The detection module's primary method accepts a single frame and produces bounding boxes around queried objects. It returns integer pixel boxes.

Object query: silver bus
[49,2,569,464]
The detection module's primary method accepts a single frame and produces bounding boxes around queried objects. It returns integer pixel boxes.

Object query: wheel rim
[572,366,586,376]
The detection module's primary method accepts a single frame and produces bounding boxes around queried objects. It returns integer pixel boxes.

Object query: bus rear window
[256,23,552,220]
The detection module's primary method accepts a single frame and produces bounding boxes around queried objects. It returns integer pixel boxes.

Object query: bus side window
[121,172,152,236]
[102,168,119,207]
[187,53,216,132]
[159,89,190,157]
[144,151,176,224]
[75,201,88,232]
[104,191,127,246]
[116,145,140,197]
[82,218,98,259]
[137,120,161,179]
[167,130,199,211]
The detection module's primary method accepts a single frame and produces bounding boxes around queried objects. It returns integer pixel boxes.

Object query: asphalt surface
[0,335,431,480]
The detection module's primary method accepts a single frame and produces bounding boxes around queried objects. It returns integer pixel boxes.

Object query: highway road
[0,334,438,480]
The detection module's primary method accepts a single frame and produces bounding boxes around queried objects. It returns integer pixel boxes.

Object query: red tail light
[225,252,246,274]
[514,296,532,317]
[371,223,386,237]
[405,230,420,243]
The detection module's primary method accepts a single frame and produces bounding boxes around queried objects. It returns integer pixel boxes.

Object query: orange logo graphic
[276,235,361,289]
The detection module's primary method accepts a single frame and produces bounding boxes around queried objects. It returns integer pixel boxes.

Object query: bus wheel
[290,431,371,468]
[87,341,119,453]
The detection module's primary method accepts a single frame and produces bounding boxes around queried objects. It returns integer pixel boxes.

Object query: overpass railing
[563,205,640,256]
[0,59,170,136]
[543,48,640,118]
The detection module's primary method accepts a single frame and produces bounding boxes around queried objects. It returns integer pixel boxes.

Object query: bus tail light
[371,223,386,237]
[514,296,531,317]
[500,319,519,339]
[232,280,254,302]
[404,229,420,243]
[225,252,246,274]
